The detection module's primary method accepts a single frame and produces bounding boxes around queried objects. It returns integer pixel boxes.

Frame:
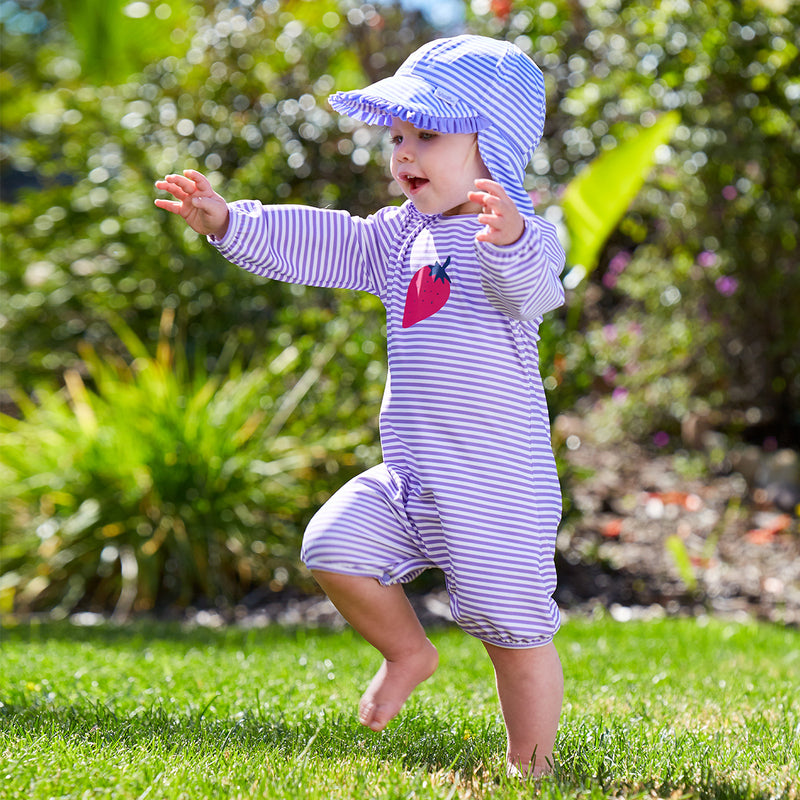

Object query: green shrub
[3,0,798,613]
[0,0,433,391]
[474,0,800,443]
[0,310,374,616]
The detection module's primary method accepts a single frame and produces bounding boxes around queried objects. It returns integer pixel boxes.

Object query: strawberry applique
[402,256,452,328]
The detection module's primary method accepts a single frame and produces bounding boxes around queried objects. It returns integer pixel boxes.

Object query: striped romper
[212,197,566,648]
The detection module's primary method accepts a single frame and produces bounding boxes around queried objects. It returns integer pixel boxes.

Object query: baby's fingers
[473,178,510,199]
[154,198,185,214]
[468,190,505,213]
[475,225,502,244]
[162,172,201,195]
[182,169,214,193]
[477,211,501,228]
[154,176,196,202]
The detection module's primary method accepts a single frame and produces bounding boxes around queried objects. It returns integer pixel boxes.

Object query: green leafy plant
[477,0,799,442]
[0,0,433,392]
[0,310,370,617]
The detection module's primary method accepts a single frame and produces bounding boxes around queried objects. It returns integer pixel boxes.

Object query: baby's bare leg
[312,570,438,731]
[483,641,563,778]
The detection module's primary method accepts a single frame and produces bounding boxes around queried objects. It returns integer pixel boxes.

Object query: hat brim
[329,74,491,134]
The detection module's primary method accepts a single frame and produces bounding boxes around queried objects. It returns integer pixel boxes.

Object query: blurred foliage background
[1,0,798,618]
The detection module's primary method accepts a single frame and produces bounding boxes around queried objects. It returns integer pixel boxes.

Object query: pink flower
[602,272,618,289]
[603,324,618,342]
[627,321,642,337]
[715,276,739,296]
[697,250,717,268]
[612,387,629,402]
[608,251,631,275]
[653,431,670,447]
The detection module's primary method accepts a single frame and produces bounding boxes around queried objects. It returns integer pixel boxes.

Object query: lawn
[0,612,797,799]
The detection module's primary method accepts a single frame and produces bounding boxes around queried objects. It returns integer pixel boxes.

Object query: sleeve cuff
[207,205,237,251]
[476,216,542,263]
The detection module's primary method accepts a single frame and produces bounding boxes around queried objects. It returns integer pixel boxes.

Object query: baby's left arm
[473,184,566,321]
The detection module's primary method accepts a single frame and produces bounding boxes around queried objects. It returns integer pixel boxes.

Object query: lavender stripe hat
[329,35,547,216]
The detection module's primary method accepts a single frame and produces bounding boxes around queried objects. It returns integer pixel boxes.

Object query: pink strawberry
[402,256,451,328]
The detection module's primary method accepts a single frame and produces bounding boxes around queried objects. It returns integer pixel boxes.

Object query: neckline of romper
[391,203,433,267]
[406,202,481,229]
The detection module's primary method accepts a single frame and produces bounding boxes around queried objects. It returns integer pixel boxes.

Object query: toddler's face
[388,119,491,216]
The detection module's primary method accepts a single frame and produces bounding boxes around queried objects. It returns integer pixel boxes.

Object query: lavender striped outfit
[211,36,566,648]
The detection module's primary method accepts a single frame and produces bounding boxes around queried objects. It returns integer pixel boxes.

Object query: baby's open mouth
[401,174,429,192]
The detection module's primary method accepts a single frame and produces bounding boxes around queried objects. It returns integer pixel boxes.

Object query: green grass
[1,614,797,799]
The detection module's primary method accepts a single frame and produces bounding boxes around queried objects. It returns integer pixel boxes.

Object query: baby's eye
[388,133,402,145]
[419,131,436,141]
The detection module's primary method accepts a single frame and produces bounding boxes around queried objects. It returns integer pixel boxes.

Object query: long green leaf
[665,534,698,592]
[63,0,193,85]
[562,111,680,274]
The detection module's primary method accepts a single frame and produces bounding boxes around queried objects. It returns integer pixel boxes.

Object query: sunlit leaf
[562,111,680,274]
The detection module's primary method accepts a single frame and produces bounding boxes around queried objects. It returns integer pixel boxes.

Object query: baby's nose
[396,141,414,161]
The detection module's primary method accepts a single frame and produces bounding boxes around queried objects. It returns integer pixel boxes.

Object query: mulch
[553,432,800,627]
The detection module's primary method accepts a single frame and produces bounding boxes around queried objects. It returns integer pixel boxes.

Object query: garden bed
[554,424,800,627]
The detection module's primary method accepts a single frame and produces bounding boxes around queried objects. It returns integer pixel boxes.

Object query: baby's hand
[469,179,525,247]
[154,169,230,239]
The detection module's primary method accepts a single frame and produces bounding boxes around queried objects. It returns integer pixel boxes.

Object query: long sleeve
[210,200,406,300]
[475,214,565,320]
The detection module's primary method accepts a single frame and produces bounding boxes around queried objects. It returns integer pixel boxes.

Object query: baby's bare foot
[358,639,438,732]
[507,759,554,780]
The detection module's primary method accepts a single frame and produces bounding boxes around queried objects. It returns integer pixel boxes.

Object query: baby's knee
[310,567,372,592]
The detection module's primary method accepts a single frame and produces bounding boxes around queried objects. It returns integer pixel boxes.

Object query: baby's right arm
[156,167,404,301]
[154,169,230,239]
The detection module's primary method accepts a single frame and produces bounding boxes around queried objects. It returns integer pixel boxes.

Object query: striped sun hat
[328,35,547,216]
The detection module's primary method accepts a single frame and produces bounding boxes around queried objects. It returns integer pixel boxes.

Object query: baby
[156,34,566,778]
